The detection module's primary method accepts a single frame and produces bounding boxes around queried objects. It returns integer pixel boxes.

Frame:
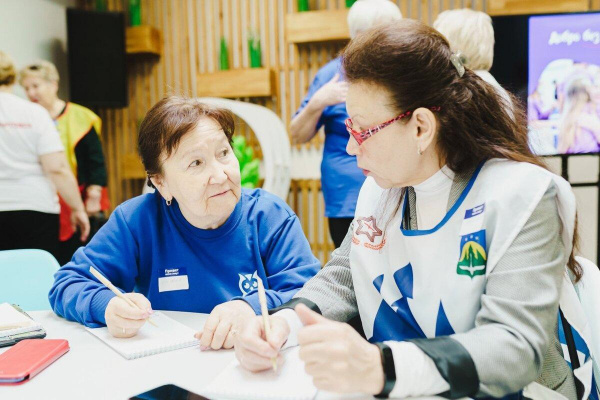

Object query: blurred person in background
[20,60,108,264]
[0,51,89,258]
[433,8,513,110]
[289,0,402,248]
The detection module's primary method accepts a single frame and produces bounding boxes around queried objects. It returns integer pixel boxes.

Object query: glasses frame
[345,106,441,145]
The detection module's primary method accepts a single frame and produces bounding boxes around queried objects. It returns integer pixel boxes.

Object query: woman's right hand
[70,208,91,242]
[105,293,153,338]
[234,315,290,372]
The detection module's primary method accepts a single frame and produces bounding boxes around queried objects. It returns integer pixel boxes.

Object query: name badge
[460,203,485,236]
[158,267,189,292]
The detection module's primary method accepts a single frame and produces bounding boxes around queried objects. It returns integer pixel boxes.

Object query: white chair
[198,97,291,200]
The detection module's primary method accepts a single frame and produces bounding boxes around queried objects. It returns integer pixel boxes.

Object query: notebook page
[86,311,199,359]
[0,303,42,337]
[202,346,317,400]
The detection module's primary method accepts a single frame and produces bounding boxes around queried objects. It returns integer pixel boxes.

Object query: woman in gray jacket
[233,20,590,400]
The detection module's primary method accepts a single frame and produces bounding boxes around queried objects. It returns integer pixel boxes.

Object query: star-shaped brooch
[355,216,383,243]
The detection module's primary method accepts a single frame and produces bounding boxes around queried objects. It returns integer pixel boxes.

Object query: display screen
[491,12,600,156]
[527,12,600,155]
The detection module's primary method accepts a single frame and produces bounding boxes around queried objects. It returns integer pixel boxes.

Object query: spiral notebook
[0,303,43,338]
[201,347,318,400]
[86,312,199,360]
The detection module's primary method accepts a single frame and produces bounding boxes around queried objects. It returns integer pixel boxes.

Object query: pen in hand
[256,277,277,372]
[89,266,158,327]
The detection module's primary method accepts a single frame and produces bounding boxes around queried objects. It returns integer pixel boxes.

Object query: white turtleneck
[412,165,455,230]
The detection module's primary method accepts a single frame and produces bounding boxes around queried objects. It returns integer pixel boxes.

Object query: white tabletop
[0,311,446,400]
[0,311,235,400]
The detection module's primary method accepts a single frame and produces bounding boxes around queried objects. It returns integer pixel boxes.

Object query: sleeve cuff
[384,341,450,398]
[268,297,321,315]
[89,288,116,326]
[408,337,479,399]
[231,293,261,315]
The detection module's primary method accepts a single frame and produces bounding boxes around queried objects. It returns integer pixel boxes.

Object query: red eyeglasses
[345,106,441,145]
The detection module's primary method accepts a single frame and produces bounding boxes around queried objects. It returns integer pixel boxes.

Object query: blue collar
[400,162,485,236]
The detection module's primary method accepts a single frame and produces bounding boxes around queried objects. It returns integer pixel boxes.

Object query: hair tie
[450,52,465,78]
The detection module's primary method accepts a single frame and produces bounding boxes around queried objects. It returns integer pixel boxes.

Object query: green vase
[345,0,357,7]
[129,0,141,26]
[248,33,262,68]
[219,37,230,71]
[297,0,309,12]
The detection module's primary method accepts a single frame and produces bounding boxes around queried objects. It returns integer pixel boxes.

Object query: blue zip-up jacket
[49,189,320,327]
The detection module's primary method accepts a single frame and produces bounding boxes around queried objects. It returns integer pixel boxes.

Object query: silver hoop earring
[166,199,172,206]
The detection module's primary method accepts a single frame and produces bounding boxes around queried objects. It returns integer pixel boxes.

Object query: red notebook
[0,339,69,385]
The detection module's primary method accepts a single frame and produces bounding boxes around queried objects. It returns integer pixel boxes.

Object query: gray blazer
[288,178,576,399]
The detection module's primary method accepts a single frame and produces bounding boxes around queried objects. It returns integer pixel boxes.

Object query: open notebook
[201,346,318,400]
[0,303,43,338]
[86,312,199,360]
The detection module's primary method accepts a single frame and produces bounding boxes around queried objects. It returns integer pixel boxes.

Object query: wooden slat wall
[88,0,592,264]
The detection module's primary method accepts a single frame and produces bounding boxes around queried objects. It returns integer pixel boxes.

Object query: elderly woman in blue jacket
[49,96,320,350]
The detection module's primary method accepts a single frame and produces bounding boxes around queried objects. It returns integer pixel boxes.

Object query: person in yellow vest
[20,61,109,265]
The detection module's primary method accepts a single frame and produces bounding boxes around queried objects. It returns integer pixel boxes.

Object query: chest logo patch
[457,229,487,278]
[355,216,383,243]
[239,271,259,296]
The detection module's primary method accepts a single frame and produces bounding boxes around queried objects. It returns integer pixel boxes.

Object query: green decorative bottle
[95,0,106,11]
[219,37,230,71]
[297,0,309,12]
[129,0,141,26]
[345,0,358,7]
[248,32,262,68]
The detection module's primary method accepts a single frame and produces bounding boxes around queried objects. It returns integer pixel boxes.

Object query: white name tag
[158,268,189,292]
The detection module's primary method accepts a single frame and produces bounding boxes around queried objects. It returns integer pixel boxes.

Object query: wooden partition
[87,0,598,264]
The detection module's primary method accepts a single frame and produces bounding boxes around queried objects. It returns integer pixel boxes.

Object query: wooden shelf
[488,0,588,15]
[126,25,162,56]
[285,10,350,44]
[196,68,275,98]
[121,153,146,180]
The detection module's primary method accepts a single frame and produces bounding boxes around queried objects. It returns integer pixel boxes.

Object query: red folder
[0,339,69,385]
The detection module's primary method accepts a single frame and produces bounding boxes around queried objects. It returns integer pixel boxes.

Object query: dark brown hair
[138,95,235,188]
[342,19,581,280]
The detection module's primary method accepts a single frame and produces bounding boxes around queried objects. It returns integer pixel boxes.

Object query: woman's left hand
[196,300,256,350]
[295,304,385,394]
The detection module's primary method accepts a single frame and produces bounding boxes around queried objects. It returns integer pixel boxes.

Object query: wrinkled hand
[311,73,348,109]
[105,293,153,338]
[71,208,90,242]
[296,304,384,394]
[234,315,289,371]
[195,300,256,350]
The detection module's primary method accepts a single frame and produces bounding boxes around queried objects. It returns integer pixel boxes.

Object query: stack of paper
[201,346,318,400]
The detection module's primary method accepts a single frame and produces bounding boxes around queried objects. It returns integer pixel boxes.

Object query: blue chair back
[0,249,59,311]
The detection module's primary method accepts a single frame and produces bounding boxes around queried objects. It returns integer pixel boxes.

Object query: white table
[0,311,445,400]
[0,311,236,400]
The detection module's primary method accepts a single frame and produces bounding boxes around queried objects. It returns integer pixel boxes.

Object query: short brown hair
[0,51,16,86]
[138,95,235,187]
